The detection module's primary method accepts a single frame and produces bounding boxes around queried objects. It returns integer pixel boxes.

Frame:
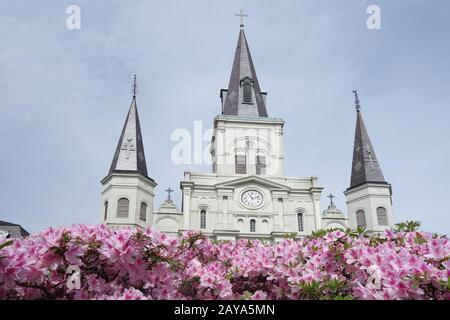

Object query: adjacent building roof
[349,95,386,189]
[0,220,30,238]
[222,28,268,117]
[108,94,149,178]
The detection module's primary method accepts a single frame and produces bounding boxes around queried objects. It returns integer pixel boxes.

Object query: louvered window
[356,210,366,228]
[117,198,129,218]
[243,80,252,103]
[140,202,147,221]
[377,207,388,226]
[256,155,266,175]
[235,155,246,174]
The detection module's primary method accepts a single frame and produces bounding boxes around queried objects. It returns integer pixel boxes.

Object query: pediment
[215,175,290,191]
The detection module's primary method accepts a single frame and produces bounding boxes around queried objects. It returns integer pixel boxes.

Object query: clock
[241,190,263,208]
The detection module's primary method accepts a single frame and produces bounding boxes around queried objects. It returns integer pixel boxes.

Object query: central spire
[222,28,268,117]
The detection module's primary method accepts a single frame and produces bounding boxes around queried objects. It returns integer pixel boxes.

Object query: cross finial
[132,74,137,97]
[165,187,174,201]
[235,9,248,29]
[327,193,335,207]
[352,90,361,112]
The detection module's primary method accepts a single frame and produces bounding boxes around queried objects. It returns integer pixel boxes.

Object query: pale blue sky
[0,1,449,234]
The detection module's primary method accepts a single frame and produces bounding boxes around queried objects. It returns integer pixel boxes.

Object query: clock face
[241,190,263,208]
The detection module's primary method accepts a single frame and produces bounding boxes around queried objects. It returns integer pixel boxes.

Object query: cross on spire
[165,187,174,201]
[352,90,361,112]
[121,138,136,159]
[365,150,378,170]
[235,9,248,28]
[327,193,335,207]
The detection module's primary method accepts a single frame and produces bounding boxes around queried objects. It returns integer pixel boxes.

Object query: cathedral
[100,24,394,242]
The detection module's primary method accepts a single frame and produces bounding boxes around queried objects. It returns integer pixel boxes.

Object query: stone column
[183,187,191,229]
[271,196,281,232]
[217,195,224,228]
[277,126,284,176]
[223,196,229,227]
[278,198,285,231]
[310,177,322,231]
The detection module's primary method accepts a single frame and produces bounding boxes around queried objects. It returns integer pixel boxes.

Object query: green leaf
[241,291,253,300]
[0,240,14,250]
[333,294,354,300]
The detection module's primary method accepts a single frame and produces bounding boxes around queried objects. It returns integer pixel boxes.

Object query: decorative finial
[235,9,248,29]
[327,193,335,207]
[165,187,174,202]
[352,90,361,112]
[132,74,137,97]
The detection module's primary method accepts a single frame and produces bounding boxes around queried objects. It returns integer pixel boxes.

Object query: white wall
[345,183,393,232]
[101,173,156,228]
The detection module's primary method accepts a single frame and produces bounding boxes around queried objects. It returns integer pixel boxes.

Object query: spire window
[241,78,253,104]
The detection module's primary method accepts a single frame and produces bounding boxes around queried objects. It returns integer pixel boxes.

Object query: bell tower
[344,91,394,233]
[211,24,284,178]
[100,76,156,228]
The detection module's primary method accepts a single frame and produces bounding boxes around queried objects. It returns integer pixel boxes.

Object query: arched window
[200,210,206,229]
[377,207,388,226]
[242,79,253,103]
[250,219,256,233]
[297,212,304,232]
[117,198,129,218]
[140,202,147,222]
[356,210,366,228]
[235,154,246,174]
[104,201,108,220]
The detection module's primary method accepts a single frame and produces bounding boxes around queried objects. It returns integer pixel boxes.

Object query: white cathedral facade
[100,26,394,242]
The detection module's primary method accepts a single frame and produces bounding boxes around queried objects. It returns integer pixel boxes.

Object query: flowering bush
[0,222,449,300]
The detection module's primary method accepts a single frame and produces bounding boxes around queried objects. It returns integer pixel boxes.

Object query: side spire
[349,90,386,188]
[222,26,268,117]
[108,75,148,177]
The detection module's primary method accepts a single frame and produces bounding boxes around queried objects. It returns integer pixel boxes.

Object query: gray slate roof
[108,95,148,178]
[0,220,30,238]
[349,110,386,188]
[222,29,268,117]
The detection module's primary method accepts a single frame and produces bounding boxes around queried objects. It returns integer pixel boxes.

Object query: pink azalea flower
[0,224,448,300]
